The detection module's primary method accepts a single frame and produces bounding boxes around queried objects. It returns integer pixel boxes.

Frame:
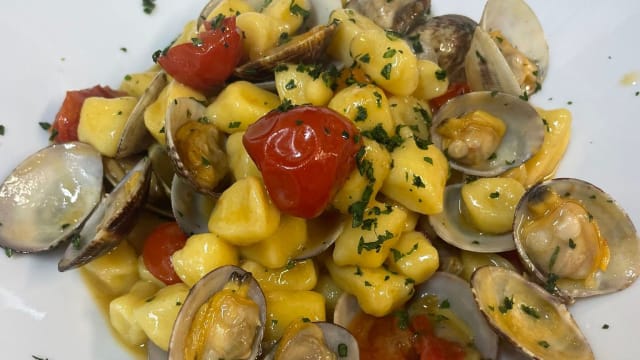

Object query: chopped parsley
[439,299,450,309]
[602,324,610,329]
[354,106,368,122]
[380,63,392,80]
[435,69,447,81]
[395,309,410,329]
[70,233,82,250]
[373,91,382,107]
[124,74,132,81]
[338,343,348,357]
[285,79,297,90]
[544,273,559,293]
[412,175,426,188]
[359,53,371,63]
[348,185,373,228]
[4,248,13,258]
[383,48,397,58]
[407,34,424,53]
[489,191,500,199]
[354,266,363,276]
[475,50,486,64]
[120,47,128,53]
[201,156,212,166]
[360,124,404,152]
[301,317,311,323]
[278,32,290,45]
[0,124,5,136]
[364,280,372,287]
[38,122,51,130]
[538,340,550,348]
[289,1,310,19]
[498,296,514,314]
[357,230,394,254]
[423,156,433,164]
[142,0,156,14]
[568,238,576,249]
[519,91,529,101]
[520,304,540,319]
[548,245,560,270]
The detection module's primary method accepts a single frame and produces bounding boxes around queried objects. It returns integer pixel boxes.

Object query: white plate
[0,0,638,359]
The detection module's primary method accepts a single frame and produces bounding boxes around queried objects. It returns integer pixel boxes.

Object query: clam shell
[513,178,640,299]
[170,174,217,236]
[165,97,228,196]
[234,23,337,81]
[114,71,168,158]
[431,91,545,177]
[168,265,266,360]
[429,183,515,252]
[263,322,359,360]
[345,0,430,34]
[293,210,344,260]
[471,266,594,360]
[0,142,103,253]
[58,156,151,271]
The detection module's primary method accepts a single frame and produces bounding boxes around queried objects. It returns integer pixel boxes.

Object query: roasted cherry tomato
[411,315,466,360]
[243,105,362,218]
[428,82,471,114]
[142,222,188,285]
[51,85,125,143]
[157,16,242,93]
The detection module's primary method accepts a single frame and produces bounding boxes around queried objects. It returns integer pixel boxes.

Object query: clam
[168,265,266,360]
[58,156,152,271]
[170,174,217,236]
[263,321,359,360]
[431,91,545,177]
[165,97,229,196]
[465,0,548,96]
[114,71,168,158]
[103,153,173,218]
[345,0,431,34]
[406,14,477,83]
[0,142,103,253]
[334,271,498,360]
[471,266,594,360]
[293,210,344,260]
[513,178,640,299]
[429,183,516,252]
[234,22,337,81]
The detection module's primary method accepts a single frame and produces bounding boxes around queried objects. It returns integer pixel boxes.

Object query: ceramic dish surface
[0,0,638,358]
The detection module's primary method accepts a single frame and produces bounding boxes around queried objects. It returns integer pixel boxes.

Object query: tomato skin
[157,17,242,93]
[243,105,362,218]
[51,85,125,143]
[411,315,466,360]
[142,222,188,285]
[428,82,471,113]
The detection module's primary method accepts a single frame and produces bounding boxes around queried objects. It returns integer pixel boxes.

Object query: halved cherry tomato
[243,105,362,218]
[51,85,125,143]
[428,82,471,114]
[142,222,188,285]
[157,16,242,93]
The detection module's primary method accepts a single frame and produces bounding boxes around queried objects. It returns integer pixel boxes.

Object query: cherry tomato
[411,315,466,360]
[243,105,362,218]
[428,82,471,114]
[51,85,125,143]
[142,222,188,285]
[157,16,242,93]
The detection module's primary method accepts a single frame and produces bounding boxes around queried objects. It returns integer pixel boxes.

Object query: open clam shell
[293,210,344,260]
[431,91,545,177]
[58,156,152,271]
[429,183,515,252]
[263,322,359,360]
[170,174,217,236]
[345,0,430,34]
[234,23,337,81]
[407,14,477,83]
[114,71,168,158]
[513,178,640,299]
[165,97,229,196]
[334,272,498,360]
[471,266,594,360]
[168,265,266,360]
[465,0,548,95]
[0,142,103,253]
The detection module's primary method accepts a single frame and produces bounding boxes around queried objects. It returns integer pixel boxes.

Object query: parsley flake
[380,63,392,80]
[38,122,51,130]
[142,0,156,14]
[435,69,447,81]
[490,191,500,199]
[338,343,348,357]
[520,304,540,319]
[499,296,514,314]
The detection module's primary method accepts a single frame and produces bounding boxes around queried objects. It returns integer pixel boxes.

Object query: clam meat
[513,178,640,298]
[169,266,266,360]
